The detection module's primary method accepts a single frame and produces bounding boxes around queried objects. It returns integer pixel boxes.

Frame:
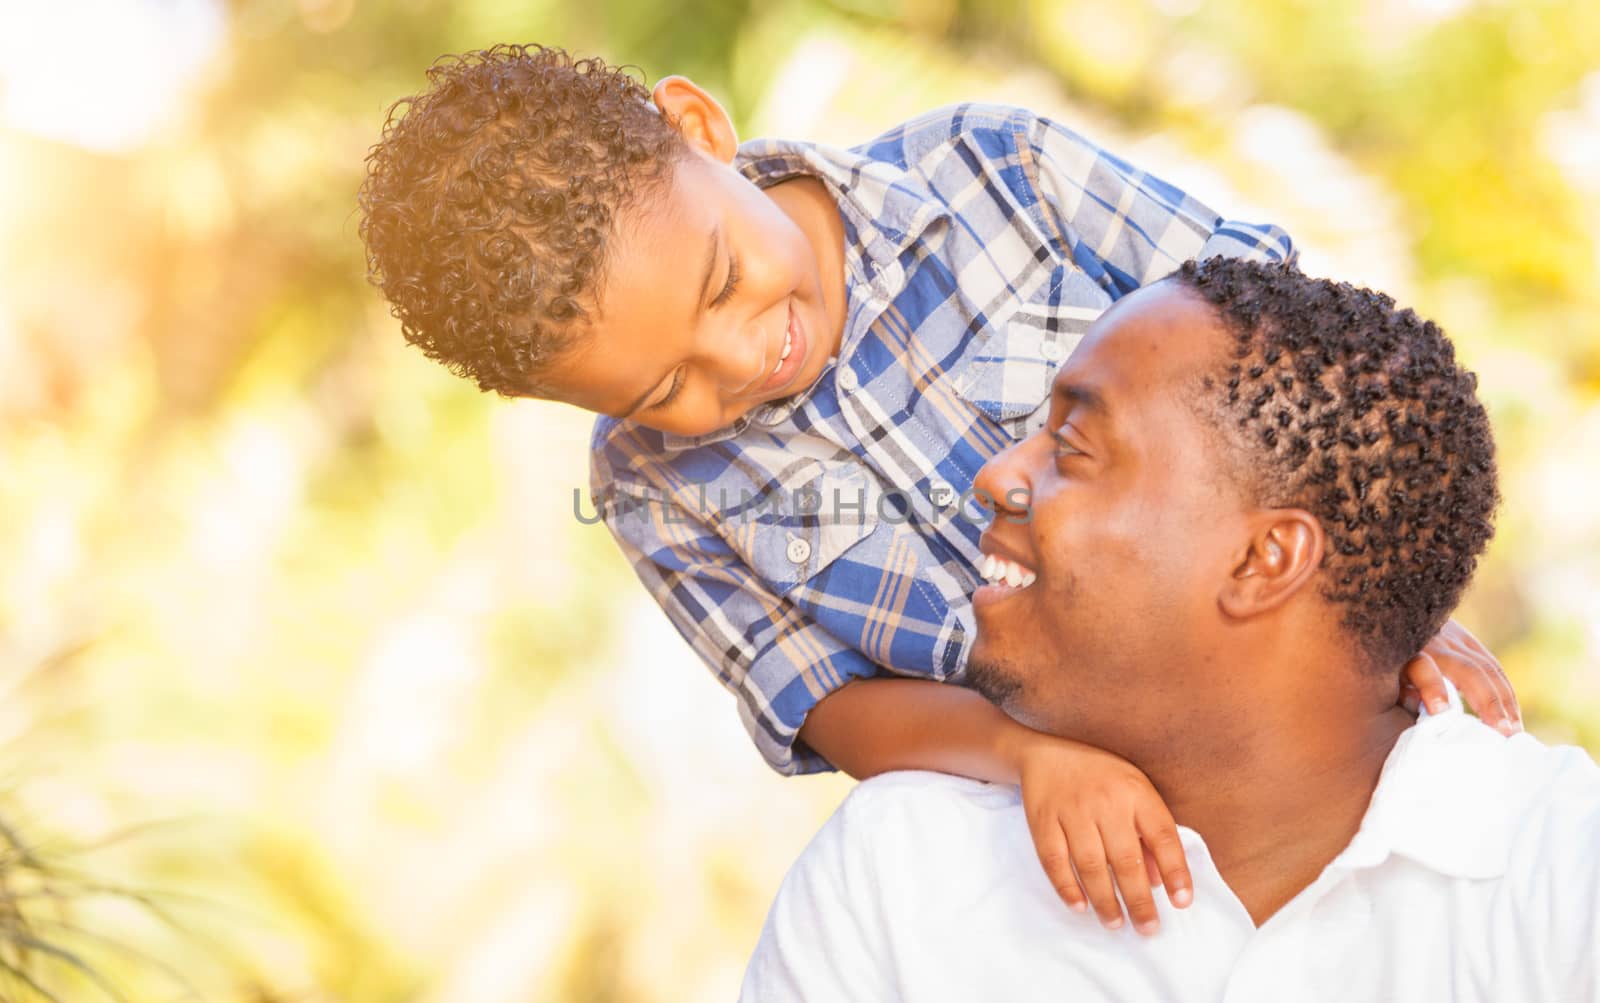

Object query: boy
[357,44,1519,936]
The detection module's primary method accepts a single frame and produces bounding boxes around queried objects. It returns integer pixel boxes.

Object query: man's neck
[1154,701,1414,927]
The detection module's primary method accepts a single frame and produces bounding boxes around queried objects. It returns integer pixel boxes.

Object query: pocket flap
[716,461,881,593]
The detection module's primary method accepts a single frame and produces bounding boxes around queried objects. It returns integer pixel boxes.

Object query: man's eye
[1053,430,1085,457]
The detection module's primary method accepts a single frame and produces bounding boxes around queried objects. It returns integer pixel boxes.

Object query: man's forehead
[1050,282,1225,420]
[1070,284,1220,377]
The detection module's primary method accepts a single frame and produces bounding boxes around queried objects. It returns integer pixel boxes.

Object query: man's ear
[652,76,739,163]
[1219,511,1324,620]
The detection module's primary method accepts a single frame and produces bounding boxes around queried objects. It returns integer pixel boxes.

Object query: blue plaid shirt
[589,104,1294,775]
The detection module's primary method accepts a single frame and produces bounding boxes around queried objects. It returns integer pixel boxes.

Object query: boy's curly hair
[1173,257,1499,673]
[357,45,685,397]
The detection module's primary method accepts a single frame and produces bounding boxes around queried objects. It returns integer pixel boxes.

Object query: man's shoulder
[785,772,1025,898]
[1498,731,1600,851]
[1440,714,1600,816]
[1481,731,1600,990]
[1411,714,1600,882]
[834,770,1021,836]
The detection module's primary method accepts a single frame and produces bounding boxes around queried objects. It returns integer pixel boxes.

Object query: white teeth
[979,553,1036,589]
[772,328,793,374]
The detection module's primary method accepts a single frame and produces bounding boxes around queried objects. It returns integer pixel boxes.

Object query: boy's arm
[802,677,1193,934]
[1020,112,1295,295]
[800,677,1031,784]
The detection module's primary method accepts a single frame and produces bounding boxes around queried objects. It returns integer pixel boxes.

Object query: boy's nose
[707,318,773,397]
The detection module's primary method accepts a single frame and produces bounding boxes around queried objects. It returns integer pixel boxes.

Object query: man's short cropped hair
[1173,257,1499,672]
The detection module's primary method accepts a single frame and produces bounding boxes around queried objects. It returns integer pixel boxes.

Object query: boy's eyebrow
[697,224,720,312]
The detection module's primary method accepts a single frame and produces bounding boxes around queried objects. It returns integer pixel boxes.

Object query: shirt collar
[734,135,951,272]
[1332,681,1518,881]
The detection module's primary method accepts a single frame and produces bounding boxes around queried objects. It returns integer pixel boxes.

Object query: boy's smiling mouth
[754,298,805,396]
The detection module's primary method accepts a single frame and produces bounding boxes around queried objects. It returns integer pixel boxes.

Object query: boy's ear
[1218,510,1324,621]
[652,76,739,163]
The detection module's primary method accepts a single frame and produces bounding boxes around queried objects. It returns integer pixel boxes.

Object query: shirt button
[837,367,860,392]
[785,538,812,564]
[1040,340,1066,361]
[929,479,955,507]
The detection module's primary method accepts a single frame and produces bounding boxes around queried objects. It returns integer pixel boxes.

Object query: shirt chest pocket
[952,269,1106,439]
[715,460,882,595]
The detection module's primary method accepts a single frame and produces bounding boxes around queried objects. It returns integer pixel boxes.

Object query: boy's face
[545,78,845,436]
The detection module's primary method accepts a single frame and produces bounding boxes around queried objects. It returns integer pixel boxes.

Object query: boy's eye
[710,254,741,309]
[650,367,686,412]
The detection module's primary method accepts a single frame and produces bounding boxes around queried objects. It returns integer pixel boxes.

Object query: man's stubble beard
[964,648,1025,713]
[964,569,1081,720]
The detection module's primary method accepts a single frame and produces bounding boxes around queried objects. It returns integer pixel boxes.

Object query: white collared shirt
[740,702,1600,1002]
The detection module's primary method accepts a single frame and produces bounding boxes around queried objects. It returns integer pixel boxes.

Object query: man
[740,257,1600,1002]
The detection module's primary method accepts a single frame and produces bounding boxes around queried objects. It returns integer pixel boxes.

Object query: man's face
[545,148,839,436]
[965,282,1252,746]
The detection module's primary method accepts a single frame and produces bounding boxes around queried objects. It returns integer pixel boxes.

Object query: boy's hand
[1014,734,1192,936]
[1400,619,1521,735]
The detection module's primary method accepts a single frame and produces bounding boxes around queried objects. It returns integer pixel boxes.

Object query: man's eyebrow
[1054,382,1110,418]
[697,224,720,312]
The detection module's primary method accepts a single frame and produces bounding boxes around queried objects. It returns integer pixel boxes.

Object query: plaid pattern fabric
[589,104,1295,774]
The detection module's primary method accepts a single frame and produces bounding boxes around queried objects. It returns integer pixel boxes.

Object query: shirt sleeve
[589,435,879,777]
[1019,111,1297,297]
[739,786,899,1002]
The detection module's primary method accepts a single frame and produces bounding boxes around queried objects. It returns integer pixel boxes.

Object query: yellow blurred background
[1,0,1596,999]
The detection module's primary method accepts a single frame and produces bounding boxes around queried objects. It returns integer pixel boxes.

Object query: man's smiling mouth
[978,552,1037,590]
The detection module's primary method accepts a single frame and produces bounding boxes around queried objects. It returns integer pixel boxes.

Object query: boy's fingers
[1101,822,1160,936]
[1399,682,1422,716]
[1459,667,1516,735]
[1063,822,1123,930]
[1435,620,1522,732]
[1139,810,1193,909]
[1402,651,1449,714]
[1029,817,1086,913]
[1481,662,1522,732]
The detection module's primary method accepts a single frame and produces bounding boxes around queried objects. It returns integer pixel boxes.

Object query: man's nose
[973,439,1034,521]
